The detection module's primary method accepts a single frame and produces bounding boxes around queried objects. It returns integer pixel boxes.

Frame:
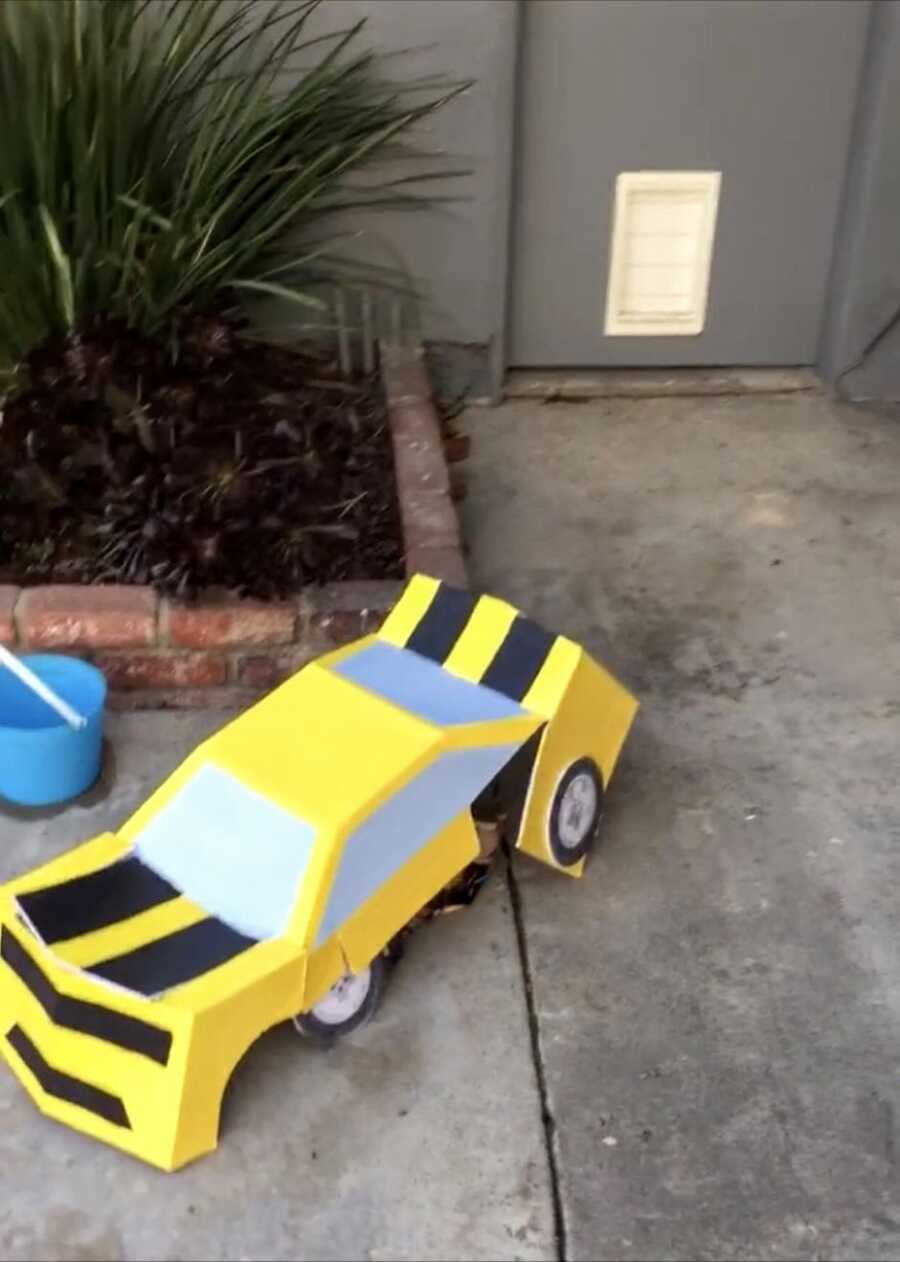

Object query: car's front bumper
[0,916,193,1169]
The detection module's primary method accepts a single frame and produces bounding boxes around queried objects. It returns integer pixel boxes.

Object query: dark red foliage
[0,312,404,599]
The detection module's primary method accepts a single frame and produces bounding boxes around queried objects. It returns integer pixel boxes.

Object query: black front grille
[6,1024,131,1129]
[1,927,172,1065]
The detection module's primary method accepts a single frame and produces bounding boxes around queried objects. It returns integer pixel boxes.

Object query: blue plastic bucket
[0,655,107,807]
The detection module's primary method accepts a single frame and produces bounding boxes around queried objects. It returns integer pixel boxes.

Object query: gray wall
[301,0,517,359]
[272,0,900,401]
[510,0,867,369]
[819,1,900,398]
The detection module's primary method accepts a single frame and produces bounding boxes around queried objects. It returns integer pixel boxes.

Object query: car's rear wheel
[292,954,387,1042]
[548,757,604,866]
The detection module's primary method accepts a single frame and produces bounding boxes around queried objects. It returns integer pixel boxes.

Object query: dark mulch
[0,312,404,599]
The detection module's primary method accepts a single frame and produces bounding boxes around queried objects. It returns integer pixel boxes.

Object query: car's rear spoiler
[377,574,581,719]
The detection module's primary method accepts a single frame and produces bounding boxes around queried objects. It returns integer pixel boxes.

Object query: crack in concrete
[504,846,567,1262]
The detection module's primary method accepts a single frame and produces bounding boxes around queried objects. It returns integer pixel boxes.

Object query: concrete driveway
[2,384,899,1261]
[461,387,900,1262]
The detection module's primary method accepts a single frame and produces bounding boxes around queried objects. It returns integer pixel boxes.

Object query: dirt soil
[0,318,404,599]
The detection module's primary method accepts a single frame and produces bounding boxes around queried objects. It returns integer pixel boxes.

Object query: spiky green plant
[0,0,463,378]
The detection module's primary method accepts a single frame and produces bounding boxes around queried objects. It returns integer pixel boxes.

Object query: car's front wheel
[292,954,387,1042]
[547,757,604,866]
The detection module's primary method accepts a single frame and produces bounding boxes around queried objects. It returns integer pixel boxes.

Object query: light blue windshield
[133,762,316,940]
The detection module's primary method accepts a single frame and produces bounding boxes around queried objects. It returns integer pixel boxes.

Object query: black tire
[547,757,604,866]
[292,953,388,1043]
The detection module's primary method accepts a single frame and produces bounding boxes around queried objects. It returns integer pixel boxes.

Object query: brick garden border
[0,344,467,709]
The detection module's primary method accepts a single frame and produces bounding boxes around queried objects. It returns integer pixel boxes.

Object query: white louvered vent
[604,171,721,336]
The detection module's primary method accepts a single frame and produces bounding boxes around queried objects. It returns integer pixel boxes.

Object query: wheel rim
[557,771,598,850]
[310,968,372,1026]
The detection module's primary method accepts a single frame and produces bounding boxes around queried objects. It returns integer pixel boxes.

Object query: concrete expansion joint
[503,844,568,1262]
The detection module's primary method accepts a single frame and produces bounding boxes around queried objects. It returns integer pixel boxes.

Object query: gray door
[509,0,869,367]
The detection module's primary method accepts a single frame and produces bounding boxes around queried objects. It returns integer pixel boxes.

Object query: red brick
[93,651,226,691]
[384,357,464,566]
[401,491,461,551]
[305,580,402,615]
[18,585,157,649]
[309,609,367,643]
[109,686,259,712]
[305,580,401,643]
[443,433,471,464]
[166,599,295,649]
[0,586,19,646]
[380,346,430,404]
[235,649,317,689]
[389,401,443,445]
[392,419,451,496]
[449,468,467,502]
[406,546,468,587]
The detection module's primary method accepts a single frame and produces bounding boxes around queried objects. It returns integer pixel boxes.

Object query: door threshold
[504,367,820,402]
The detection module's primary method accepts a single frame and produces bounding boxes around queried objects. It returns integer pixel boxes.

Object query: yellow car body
[0,575,637,1170]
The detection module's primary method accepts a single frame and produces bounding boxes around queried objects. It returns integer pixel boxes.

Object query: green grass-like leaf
[0,0,467,376]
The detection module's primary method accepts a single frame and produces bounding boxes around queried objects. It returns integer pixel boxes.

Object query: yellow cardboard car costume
[0,575,637,1169]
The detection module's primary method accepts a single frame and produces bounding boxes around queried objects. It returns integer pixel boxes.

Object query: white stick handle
[0,645,87,731]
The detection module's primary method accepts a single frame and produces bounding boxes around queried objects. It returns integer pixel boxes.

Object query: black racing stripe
[89,917,257,997]
[480,615,556,702]
[405,583,477,663]
[1,927,171,1066]
[17,856,179,946]
[6,1024,130,1129]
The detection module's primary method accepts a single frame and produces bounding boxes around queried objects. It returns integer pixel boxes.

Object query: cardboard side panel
[516,655,639,876]
[337,811,479,974]
[169,946,307,1170]
[313,744,517,952]
[285,731,447,951]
